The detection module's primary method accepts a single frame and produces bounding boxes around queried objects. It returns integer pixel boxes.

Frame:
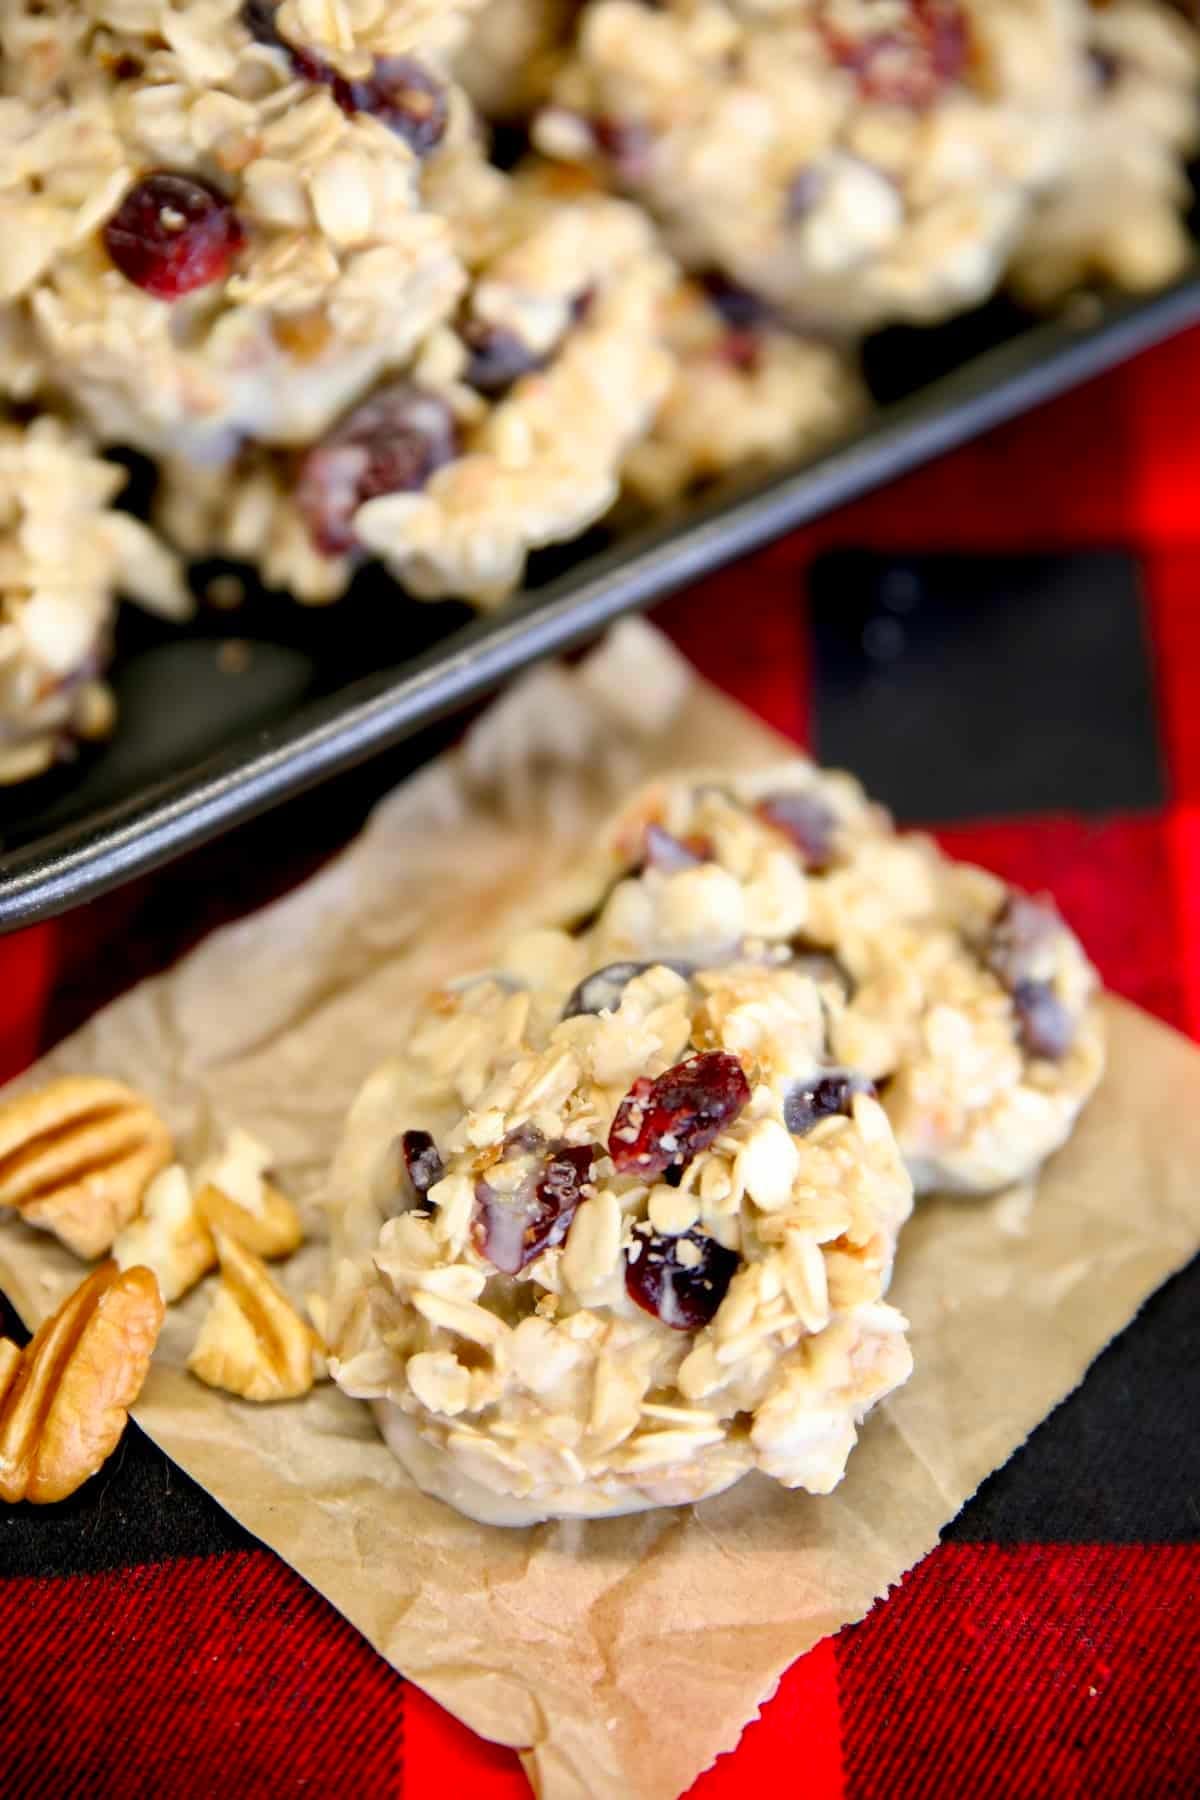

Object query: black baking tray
[3,272,1200,930]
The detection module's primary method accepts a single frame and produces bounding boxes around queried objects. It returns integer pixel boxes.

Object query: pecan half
[0,1261,164,1504]
[0,1077,173,1260]
[187,1231,320,1402]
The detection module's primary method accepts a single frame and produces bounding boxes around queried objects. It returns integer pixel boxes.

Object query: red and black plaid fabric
[3,327,1200,1799]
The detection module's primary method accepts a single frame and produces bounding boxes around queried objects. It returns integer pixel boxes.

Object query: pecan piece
[195,1179,302,1261]
[187,1231,320,1402]
[0,1077,172,1260]
[0,1261,164,1504]
[113,1164,216,1303]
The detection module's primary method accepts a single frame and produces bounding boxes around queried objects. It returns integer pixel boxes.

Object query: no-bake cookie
[327,932,914,1523]
[535,0,1087,331]
[570,767,1106,1195]
[0,416,185,783]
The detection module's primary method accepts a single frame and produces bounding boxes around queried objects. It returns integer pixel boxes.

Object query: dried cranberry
[985,892,1063,990]
[564,962,650,1019]
[1011,981,1074,1062]
[757,791,838,870]
[240,0,285,48]
[625,1225,739,1330]
[784,1072,871,1136]
[643,823,712,873]
[103,174,244,301]
[820,0,967,109]
[609,1051,750,1180]
[474,1141,599,1274]
[334,57,447,156]
[591,115,654,180]
[1088,47,1121,89]
[984,894,1076,1060]
[700,271,773,332]
[461,319,545,396]
[241,4,446,155]
[786,167,826,220]
[400,1129,444,1204]
[563,960,692,1020]
[296,381,458,556]
[715,330,761,374]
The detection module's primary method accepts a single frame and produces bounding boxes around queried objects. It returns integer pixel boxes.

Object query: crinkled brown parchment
[2,621,1198,1800]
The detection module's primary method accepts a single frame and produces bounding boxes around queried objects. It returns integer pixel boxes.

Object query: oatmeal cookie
[327,936,913,1523]
[573,767,1105,1194]
[535,0,1087,332]
[1009,0,1200,304]
[157,169,674,604]
[0,1,477,460]
[623,271,864,509]
[0,415,186,783]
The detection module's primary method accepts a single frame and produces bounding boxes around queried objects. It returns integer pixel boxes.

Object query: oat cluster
[2,0,1196,778]
[326,762,1103,1522]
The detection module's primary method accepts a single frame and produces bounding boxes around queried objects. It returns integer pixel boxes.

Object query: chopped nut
[113,1164,216,1303]
[0,1340,20,1410]
[193,1126,303,1260]
[188,1232,321,1403]
[0,1077,173,1260]
[0,1261,164,1504]
[196,1178,303,1260]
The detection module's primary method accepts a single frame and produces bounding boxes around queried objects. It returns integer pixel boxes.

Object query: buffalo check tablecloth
[2,324,1200,1800]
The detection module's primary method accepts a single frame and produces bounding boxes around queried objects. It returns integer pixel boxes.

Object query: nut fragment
[0,1261,164,1504]
[188,1231,320,1403]
[0,1077,173,1260]
[0,1340,20,1410]
[113,1164,216,1303]
[195,1180,303,1260]
[193,1128,304,1260]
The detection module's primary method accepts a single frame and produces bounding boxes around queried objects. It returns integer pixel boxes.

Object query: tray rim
[3,272,1199,932]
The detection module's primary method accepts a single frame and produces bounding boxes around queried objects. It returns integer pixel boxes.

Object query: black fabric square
[948,1254,1200,1545]
[809,551,1164,824]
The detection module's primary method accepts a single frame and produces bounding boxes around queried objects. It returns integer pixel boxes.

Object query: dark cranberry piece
[1088,47,1121,90]
[820,0,967,109]
[699,271,774,332]
[240,0,285,48]
[985,892,1063,990]
[609,1051,751,1180]
[563,960,692,1020]
[473,1142,599,1274]
[400,1129,444,1204]
[784,1072,871,1137]
[103,174,244,301]
[984,893,1076,1060]
[461,319,545,396]
[334,57,447,156]
[241,4,446,155]
[591,115,654,179]
[757,791,838,870]
[564,962,652,1020]
[717,330,761,374]
[625,1225,739,1330]
[643,823,712,873]
[296,381,459,556]
[786,167,826,220]
[1011,981,1074,1062]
